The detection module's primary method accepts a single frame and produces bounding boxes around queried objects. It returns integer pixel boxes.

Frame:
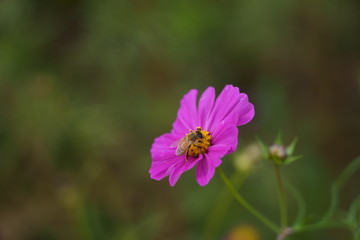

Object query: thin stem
[321,156,360,223]
[293,220,352,233]
[217,167,279,233]
[277,227,293,240]
[285,181,306,227]
[275,165,288,228]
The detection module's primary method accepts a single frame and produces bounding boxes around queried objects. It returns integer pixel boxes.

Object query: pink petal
[210,113,239,154]
[171,89,199,136]
[150,133,182,180]
[206,85,255,132]
[195,144,230,186]
[150,159,181,180]
[198,87,215,129]
[235,93,255,126]
[207,144,231,158]
[207,85,241,132]
[196,153,222,186]
[151,133,179,158]
[169,155,203,186]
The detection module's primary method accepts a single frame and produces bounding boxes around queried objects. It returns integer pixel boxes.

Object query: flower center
[187,127,211,157]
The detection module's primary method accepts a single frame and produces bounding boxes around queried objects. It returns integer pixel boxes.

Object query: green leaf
[347,194,360,223]
[283,155,302,165]
[275,130,283,145]
[255,136,269,158]
[286,137,298,156]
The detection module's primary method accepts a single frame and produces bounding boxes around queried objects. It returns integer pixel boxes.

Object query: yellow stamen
[187,127,211,157]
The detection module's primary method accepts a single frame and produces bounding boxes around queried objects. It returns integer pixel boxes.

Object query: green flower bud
[256,134,301,166]
[269,144,287,164]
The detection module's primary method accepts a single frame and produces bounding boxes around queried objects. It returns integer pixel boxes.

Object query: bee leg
[185,148,189,162]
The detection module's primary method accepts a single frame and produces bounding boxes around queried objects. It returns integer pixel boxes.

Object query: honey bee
[171,127,204,161]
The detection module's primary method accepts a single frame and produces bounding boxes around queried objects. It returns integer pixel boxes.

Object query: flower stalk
[217,167,279,233]
[274,165,288,229]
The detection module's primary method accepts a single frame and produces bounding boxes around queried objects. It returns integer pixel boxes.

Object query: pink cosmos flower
[150,85,255,186]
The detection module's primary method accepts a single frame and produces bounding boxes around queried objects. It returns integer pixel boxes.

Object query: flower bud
[256,135,301,166]
[269,144,287,163]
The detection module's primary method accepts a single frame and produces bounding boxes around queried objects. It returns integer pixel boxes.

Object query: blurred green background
[0,0,360,239]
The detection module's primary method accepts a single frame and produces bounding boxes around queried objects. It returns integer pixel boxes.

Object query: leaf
[286,137,298,156]
[255,136,269,158]
[347,194,360,223]
[283,155,302,165]
[275,130,283,145]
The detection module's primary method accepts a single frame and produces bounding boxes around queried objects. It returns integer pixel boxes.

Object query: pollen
[187,127,211,157]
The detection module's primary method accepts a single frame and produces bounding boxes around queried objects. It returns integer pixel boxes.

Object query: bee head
[195,127,203,138]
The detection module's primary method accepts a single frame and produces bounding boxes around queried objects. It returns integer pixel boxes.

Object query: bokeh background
[0,0,360,239]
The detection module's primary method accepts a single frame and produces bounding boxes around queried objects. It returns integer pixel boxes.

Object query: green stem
[285,181,306,227]
[321,156,360,223]
[217,167,279,233]
[275,165,288,229]
[293,221,350,233]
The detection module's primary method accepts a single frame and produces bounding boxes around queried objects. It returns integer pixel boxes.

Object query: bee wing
[176,139,193,156]
[176,146,185,156]
[170,138,182,148]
